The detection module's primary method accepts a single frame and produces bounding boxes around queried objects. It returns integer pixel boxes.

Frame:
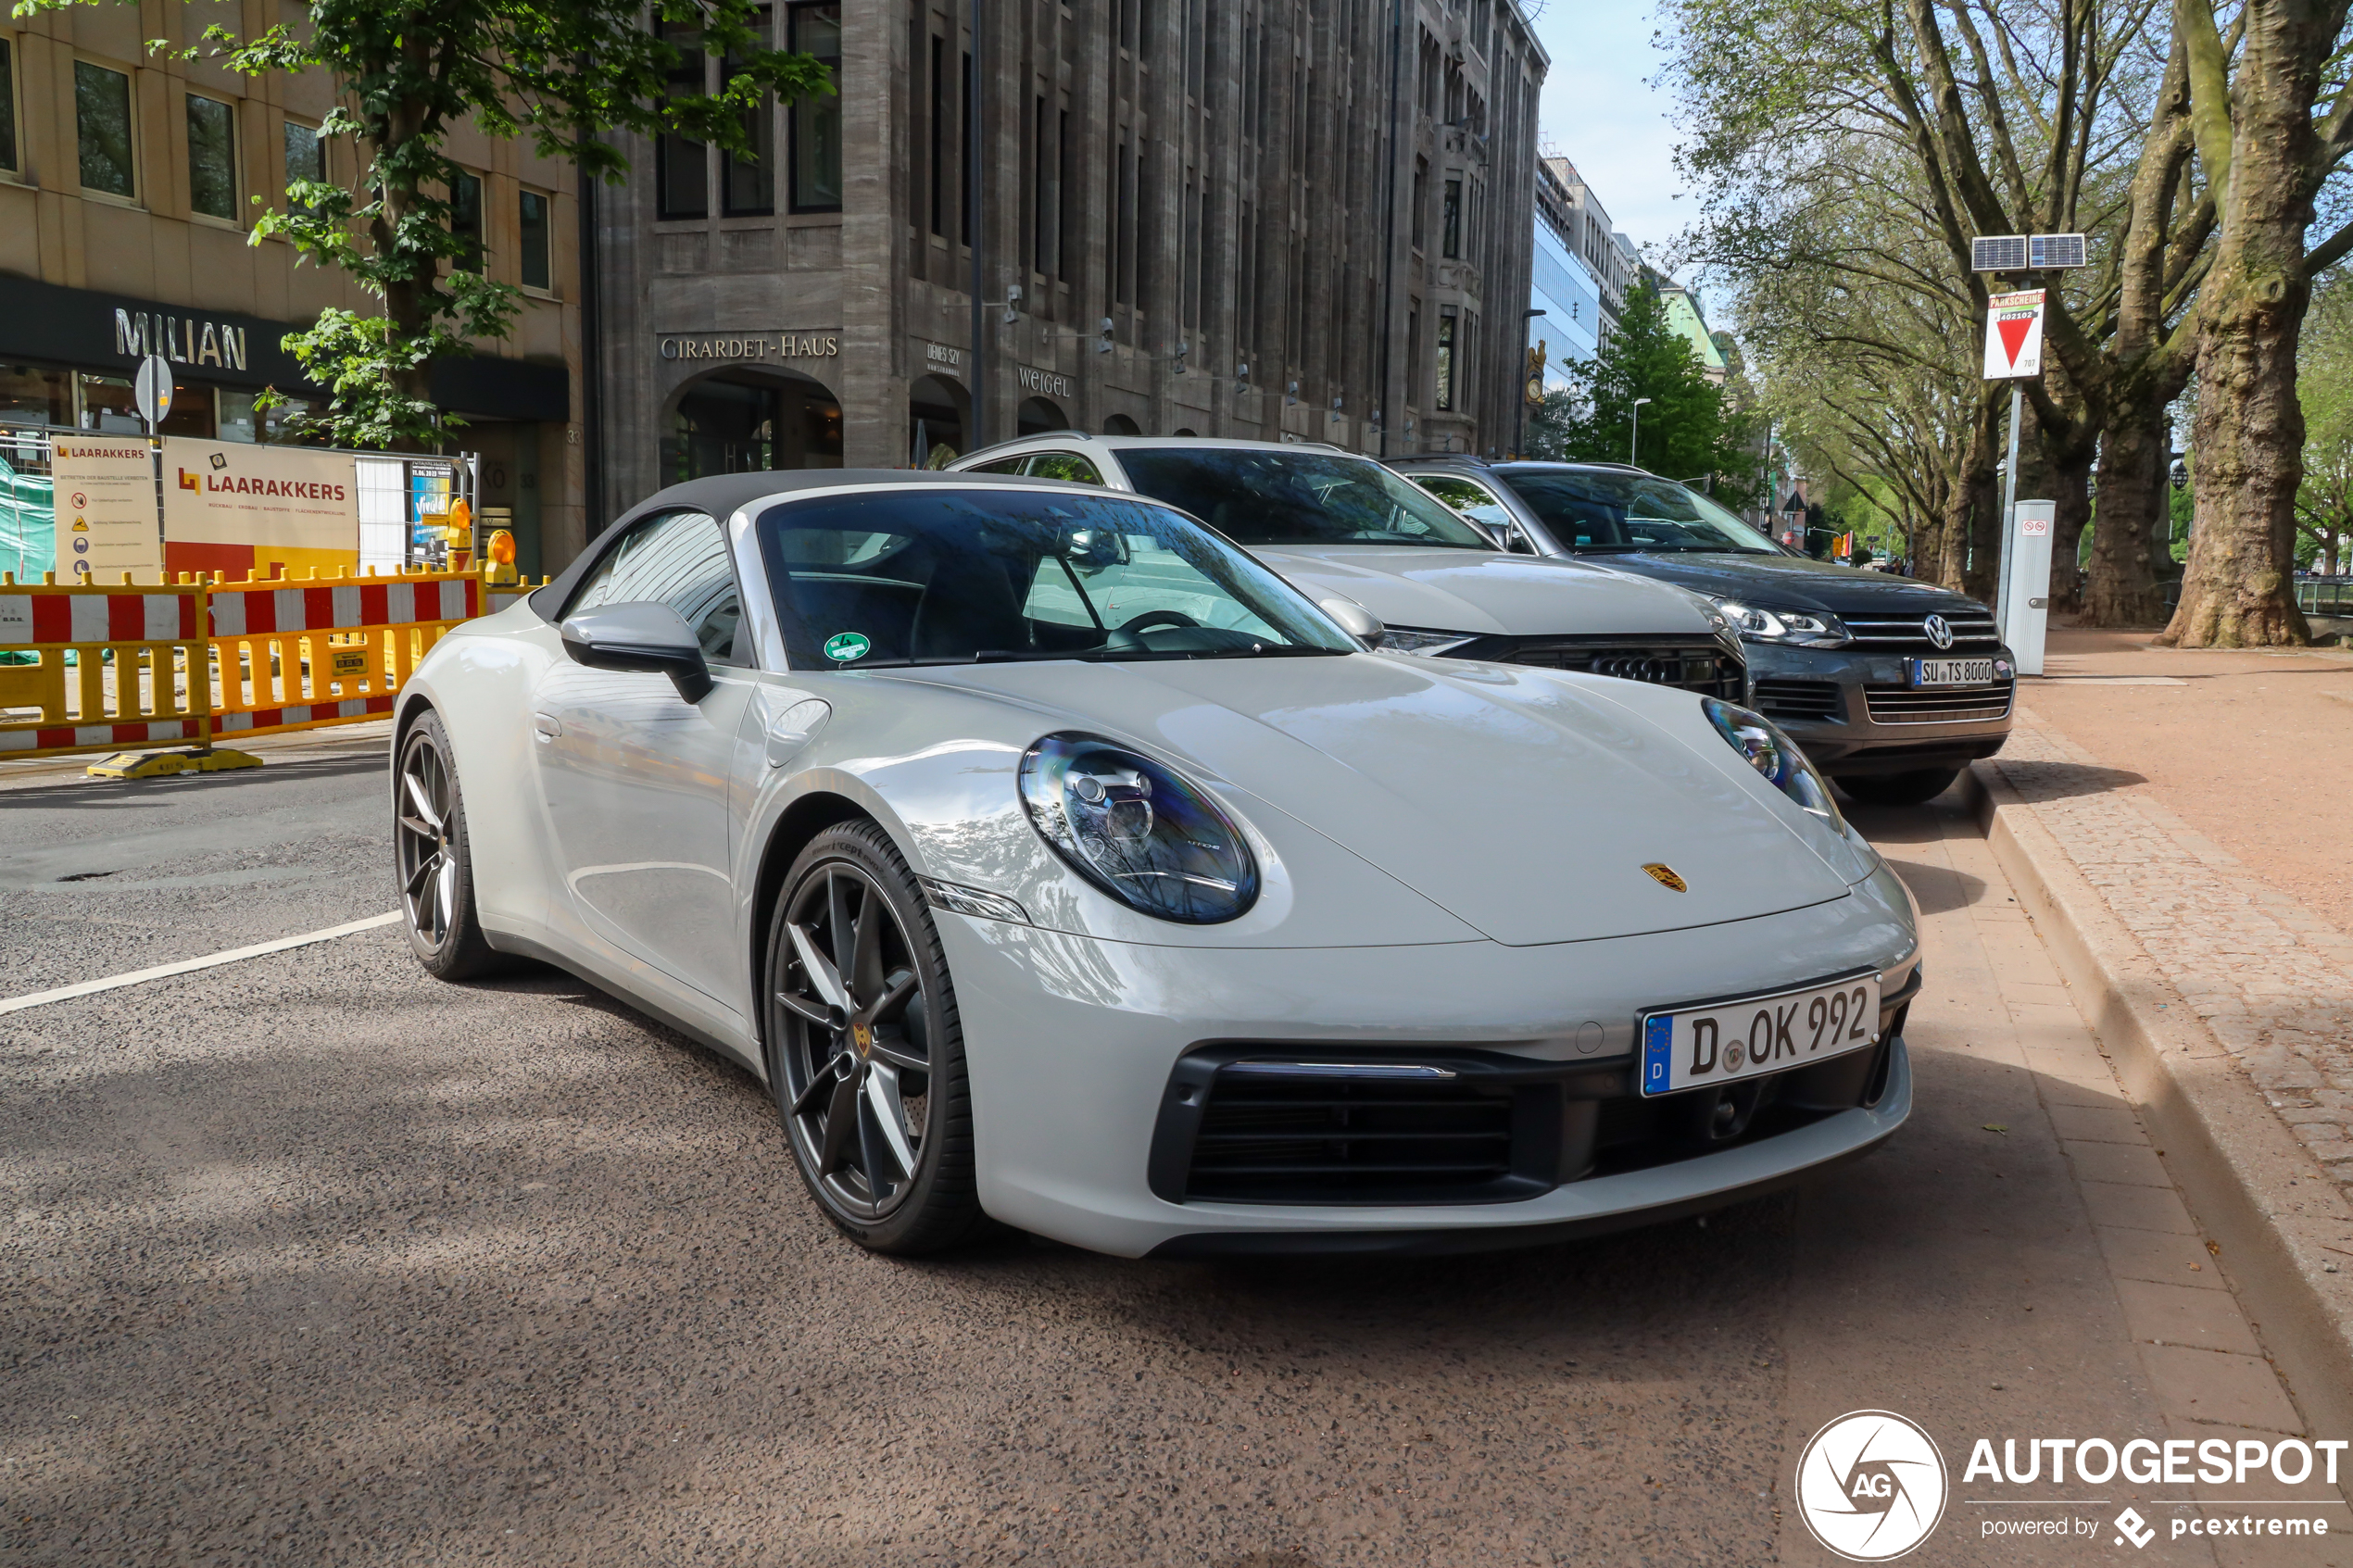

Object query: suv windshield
[1502,470,1782,555]
[1118,447,1496,549]
[756,488,1359,668]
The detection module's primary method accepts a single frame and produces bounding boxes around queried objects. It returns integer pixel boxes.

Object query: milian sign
[659,331,840,363]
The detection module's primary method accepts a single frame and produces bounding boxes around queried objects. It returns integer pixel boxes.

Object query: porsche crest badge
[1642,863,1688,892]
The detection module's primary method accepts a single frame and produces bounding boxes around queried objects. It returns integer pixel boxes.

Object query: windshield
[1503,470,1782,555]
[755,488,1360,668]
[1116,447,1497,549]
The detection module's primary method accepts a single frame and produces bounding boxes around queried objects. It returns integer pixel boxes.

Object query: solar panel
[2029,232,2088,270]
[1971,235,2028,272]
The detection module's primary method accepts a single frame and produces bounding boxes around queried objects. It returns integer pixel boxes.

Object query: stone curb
[1962,760,2353,1455]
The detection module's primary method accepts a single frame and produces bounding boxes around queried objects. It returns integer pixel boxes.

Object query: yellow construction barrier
[0,565,551,763]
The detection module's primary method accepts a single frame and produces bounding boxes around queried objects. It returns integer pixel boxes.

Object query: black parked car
[1392,458,2014,805]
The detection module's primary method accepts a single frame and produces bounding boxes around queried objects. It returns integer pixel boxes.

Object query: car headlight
[1701,696,1844,829]
[1714,600,1850,647]
[1019,734,1260,923]
[1376,626,1478,656]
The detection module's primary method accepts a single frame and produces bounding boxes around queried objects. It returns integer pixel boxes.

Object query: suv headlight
[1702,697,1844,829]
[1715,600,1850,647]
[1019,734,1260,923]
[1376,627,1478,656]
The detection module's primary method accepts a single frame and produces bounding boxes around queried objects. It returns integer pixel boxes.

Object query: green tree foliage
[1537,282,1759,507]
[21,0,830,451]
[2296,277,2353,576]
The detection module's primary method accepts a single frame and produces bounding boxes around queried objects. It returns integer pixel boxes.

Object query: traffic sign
[1983,290,2045,379]
[133,354,174,428]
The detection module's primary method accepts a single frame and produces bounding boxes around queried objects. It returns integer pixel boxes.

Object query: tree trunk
[2087,408,2171,623]
[2047,451,2091,613]
[1940,393,2003,598]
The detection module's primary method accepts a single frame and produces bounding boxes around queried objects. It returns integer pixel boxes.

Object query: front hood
[887,654,1853,946]
[1593,551,1990,618]
[1249,546,1718,637]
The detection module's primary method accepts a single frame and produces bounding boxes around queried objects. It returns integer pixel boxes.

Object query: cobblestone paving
[1994,707,2353,1207]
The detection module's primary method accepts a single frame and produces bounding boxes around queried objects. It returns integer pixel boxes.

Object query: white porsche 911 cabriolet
[394,471,1919,1258]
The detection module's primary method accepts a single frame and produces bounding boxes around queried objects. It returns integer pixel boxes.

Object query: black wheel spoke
[404,849,439,900]
[858,972,919,1028]
[790,1056,842,1116]
[867,1035,928,1073]
[774,988,832,1027]
[854,1085,888,1196]
[817,1070,860,1173]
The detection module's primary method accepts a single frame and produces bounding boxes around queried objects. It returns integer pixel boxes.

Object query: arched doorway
[661,367,843,483]
[1016,395,1068,436]
[1172,427,1199,438]
[909,374,968,468]
[1102,413,1141,435]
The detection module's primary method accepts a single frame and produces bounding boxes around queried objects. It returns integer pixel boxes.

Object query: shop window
[519,188,551,290]
[219,388,314,444]
[283,119,323,215]
[75,60,135,198]
[723,9,775,216]
[451,170,484,270]
[788,3,841,212]
[187,94,236,220]
[0,365,69,428]
[78,372,142,433]
[1,37,18,175]
[657,20,708,220]
[1442,178,1461,258]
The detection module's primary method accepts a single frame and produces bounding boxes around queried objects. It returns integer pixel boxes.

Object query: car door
[529,508,758,1010]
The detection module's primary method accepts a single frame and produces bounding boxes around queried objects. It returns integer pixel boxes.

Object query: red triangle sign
[1997,315,2033,365]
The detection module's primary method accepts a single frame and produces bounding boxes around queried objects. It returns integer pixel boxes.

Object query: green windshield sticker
[823,632,872,663]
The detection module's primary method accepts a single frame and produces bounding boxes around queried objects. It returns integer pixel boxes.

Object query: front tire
[1837,766,1963,807]
[395,710,506,980]
[765,821,983,1255]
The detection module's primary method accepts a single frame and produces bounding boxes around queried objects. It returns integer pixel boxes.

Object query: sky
[1523,0,1688,269]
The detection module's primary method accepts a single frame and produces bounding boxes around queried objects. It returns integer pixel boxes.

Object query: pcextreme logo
[1795,1411,1949,1562]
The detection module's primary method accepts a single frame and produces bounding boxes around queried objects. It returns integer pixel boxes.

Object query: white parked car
[395,472,1919,1258]
[951,435,1749,700]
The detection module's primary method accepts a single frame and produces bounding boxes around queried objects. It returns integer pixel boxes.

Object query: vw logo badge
[1922,614,1955,650]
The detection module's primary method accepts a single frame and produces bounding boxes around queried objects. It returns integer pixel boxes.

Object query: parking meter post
[2006,499,2057,675]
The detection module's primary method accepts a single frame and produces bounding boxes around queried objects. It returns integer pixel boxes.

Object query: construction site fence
[0,566,550,760]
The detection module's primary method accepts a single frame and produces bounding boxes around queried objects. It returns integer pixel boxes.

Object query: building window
[1441,178,1461,258]
[519,188,551,289]
[1411,160,1427,252]
[1,37,19,175]
[723,8,774,217]
[658,21,708,220]
[450,169,484,270]
[186,94,236,220]
[927,33,945,236]
[283,119,324,215]
[1436,312,1455,410]
[787,3,841,213]
[75,60,135,198]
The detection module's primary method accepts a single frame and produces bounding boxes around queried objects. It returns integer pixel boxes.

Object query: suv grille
[1490,638,1744,698]
[1841,610,2000,657]
[1863,682,2015,725]
[1752,678,1843,722]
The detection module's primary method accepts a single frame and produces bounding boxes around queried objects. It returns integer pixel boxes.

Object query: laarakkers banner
[161,438,359,582]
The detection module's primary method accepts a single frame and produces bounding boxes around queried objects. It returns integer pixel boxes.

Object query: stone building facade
[588,0,1545,518]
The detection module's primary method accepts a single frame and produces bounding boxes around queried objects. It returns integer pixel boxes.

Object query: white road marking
[0,911,402,1016]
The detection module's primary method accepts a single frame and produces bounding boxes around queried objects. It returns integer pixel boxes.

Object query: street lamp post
[1629,396,1652,466]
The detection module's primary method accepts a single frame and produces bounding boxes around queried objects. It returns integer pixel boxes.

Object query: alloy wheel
[774,863,934,1220]
[396,729,459,954]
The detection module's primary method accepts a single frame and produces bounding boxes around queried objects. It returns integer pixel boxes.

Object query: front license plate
[1908,657,1994,687]
[1640,973,1881,1097]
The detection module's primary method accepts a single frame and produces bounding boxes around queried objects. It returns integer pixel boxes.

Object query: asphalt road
[0,748,2330,1566]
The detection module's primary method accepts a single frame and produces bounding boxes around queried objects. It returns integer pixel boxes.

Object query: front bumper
[937,865,1919,1257]
[1743,641,2015,774]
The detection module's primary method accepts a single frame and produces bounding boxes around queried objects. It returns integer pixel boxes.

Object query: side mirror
[560,601,715,703]
[1317,596,1385,646]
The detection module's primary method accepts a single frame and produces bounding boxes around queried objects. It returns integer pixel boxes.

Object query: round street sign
[134,354,174,427]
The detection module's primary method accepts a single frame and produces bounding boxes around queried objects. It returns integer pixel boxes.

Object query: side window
[1026,452,1105,485]
[564,509,747,665]
[1413,474,1508,527]
[968,457,1029,475]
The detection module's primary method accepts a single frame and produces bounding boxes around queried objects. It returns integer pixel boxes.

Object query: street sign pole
[1996,385,2021,618]
[133,353,174,575]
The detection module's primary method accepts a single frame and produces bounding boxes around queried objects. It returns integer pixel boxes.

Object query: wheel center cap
[850,1020,874,1058]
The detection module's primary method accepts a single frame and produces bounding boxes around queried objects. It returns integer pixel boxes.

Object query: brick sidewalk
[1991,706,2353,1210]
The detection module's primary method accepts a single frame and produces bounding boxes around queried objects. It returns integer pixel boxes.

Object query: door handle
[533,712,563,739]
